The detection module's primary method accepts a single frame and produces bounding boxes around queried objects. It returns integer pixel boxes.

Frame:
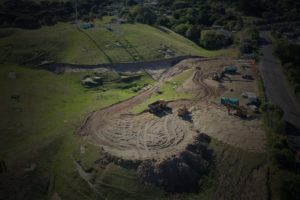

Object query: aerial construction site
[76,56,266,161]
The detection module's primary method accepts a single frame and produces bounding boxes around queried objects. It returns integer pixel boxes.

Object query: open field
[0,17,237,66]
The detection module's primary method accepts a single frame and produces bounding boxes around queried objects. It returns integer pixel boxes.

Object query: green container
[221,97,230,105]
[221,97,239,108]
[230,99,239,105]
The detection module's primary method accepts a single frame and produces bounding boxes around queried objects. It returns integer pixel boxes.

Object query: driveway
[258,31,300,151]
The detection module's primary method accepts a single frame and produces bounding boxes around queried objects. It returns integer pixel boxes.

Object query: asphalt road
[258,31,300,151]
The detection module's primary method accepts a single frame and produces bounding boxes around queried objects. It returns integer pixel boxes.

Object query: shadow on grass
[154,26,171,34]
[79,29,112,63]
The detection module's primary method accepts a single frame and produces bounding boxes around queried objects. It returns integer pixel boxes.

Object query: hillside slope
[0,17,236,65]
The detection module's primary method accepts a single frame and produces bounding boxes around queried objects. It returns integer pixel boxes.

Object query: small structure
[81,23,93,29]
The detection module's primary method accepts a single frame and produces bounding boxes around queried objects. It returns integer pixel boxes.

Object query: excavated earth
[77,56,266,161]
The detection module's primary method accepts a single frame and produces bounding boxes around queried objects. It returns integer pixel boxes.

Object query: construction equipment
[225,102,247,118]
[148,100,167,113]
[177,105,188,117]
[221,97,247,118]
[212,71,224,81]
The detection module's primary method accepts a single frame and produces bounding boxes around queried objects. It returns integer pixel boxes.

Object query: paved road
[258,31,300,151]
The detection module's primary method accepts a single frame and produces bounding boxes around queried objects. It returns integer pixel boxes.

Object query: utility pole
[74,0,79,29]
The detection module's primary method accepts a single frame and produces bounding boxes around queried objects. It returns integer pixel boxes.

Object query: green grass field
[0,64,164,199]
[0,17,237,65]
[131,70,197,113]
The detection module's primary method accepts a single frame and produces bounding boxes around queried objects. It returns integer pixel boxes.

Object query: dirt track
[77,57,266,160]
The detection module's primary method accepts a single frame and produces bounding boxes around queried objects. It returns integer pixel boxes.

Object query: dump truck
[148,100,167,113]
[177,105,188,117]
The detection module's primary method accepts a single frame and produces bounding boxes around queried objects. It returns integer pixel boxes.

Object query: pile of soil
[137,133,213,193]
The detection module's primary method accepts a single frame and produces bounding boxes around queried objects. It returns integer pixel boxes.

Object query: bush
[270,148,296,170]
[173,23,189,35]
[14,16,41,29]
[185,25,200,41]
[272,170,300,200]
[261,103,286,134]
[200,30,226,50]
[273,39,300,64]
[130,5,157,25]
[156,16,170,27]
[172,1,189,10]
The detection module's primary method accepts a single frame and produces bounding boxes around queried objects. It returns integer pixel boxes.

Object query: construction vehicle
[177,105,188,117]
[212,71,224,81]
[221,97,247,118]
[148,100,167,113]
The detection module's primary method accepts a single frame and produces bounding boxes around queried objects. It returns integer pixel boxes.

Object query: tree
[173,23,189,35]
[200,30,226,50]
[172,1,189,10]
[130,5,157,25]
[185,25,200,41]
[156,16,170,27]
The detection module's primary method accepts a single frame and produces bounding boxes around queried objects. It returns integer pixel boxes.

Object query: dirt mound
[137,133,213,193]
[85,111,196,160]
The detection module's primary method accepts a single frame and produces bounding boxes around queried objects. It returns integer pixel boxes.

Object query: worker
[227,105,231,115]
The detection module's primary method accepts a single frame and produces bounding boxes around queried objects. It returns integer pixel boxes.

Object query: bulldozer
[148,100,167,113]
[177,105,188,117]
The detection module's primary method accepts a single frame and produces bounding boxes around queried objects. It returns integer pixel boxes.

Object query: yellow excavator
[177,105,188,117]
[148,100,167,113]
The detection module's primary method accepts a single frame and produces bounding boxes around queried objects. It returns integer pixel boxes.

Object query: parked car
[242,74,253,80]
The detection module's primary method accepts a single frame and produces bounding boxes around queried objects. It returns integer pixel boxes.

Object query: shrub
[185,25,200,41]
[173,23,189,36]
[200,30,226,50]
[270,148,296,170]
[272,170,300,200]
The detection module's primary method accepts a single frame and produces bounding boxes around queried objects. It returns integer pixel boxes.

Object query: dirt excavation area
[77,56,266,161]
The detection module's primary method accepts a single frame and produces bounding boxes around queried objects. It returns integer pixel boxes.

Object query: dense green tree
[130,5,157,25]
[200,30,226,50]
[156,16,170,27]
[185,25,200,41]
[173,23,189,35]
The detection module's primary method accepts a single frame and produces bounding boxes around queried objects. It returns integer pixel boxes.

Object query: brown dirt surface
[77,56,266,161]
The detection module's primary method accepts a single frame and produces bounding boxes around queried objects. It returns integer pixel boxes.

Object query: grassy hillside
[0,64,160,199]
[0,17,236,65]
